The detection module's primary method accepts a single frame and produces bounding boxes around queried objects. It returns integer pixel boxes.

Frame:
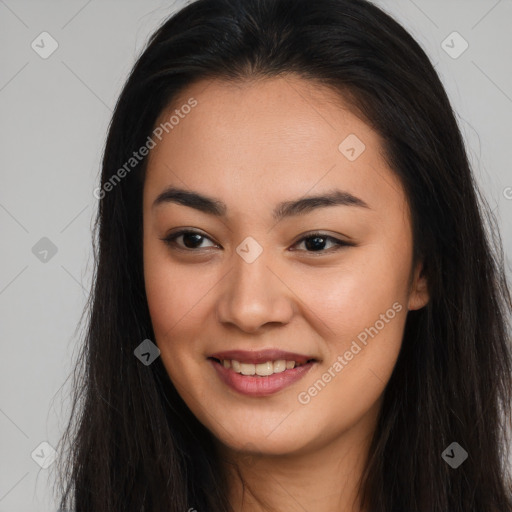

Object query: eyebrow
[152,186,370,220]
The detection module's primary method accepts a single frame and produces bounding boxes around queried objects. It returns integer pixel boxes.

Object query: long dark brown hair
[52,0,512,510]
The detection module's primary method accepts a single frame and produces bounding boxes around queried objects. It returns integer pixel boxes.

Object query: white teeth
[255,361,274,376]
[240,363,256,375]
[273,360,286,373]
[218,358,309,376]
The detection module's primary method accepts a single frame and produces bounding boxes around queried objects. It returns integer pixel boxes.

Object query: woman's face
[142,76,429,457]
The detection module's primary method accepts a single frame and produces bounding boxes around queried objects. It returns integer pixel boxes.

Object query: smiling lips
[208,349,317,396]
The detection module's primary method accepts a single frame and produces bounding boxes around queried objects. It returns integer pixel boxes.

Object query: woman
[53,0,512,510]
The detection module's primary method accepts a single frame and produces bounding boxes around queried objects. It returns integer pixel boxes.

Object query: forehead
[144,75,406,218]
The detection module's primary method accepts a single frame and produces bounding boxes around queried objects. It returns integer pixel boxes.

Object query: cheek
[294,297,407,446]
[289,246,411,343]
[143,238,213,337]
[143,238,212,377]
[289,247,409,407]
[143,260,209,399]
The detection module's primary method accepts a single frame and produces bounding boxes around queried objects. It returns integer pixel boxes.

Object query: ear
[407,261,429,311]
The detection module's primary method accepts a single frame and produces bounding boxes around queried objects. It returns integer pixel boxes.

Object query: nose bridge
[216,238,293,331]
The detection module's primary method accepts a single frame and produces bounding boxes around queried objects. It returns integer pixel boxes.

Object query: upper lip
[208,349,316,365]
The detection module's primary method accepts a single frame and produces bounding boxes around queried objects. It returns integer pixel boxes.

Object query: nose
[215,247,295,333]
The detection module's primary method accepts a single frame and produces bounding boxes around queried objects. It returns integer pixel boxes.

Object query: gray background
[0,0,511,510]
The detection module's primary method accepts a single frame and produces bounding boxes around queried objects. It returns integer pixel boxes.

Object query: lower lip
[209,358,315,397]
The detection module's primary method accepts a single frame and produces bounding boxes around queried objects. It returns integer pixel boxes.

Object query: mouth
[207,350,318,396]
[208,357,316,377]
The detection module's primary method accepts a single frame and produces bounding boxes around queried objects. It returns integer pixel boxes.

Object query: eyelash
[161,229,353,255]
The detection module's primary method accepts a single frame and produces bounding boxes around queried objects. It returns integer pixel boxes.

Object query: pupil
[183,233,203,248]
[305,236,326,251]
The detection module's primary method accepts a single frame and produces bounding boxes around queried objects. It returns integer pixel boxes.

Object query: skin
[142,75,429,512]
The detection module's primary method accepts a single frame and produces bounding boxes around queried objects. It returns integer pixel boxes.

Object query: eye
[161,230,353,254]
[161,229,218,251]
[291,232,352,253]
